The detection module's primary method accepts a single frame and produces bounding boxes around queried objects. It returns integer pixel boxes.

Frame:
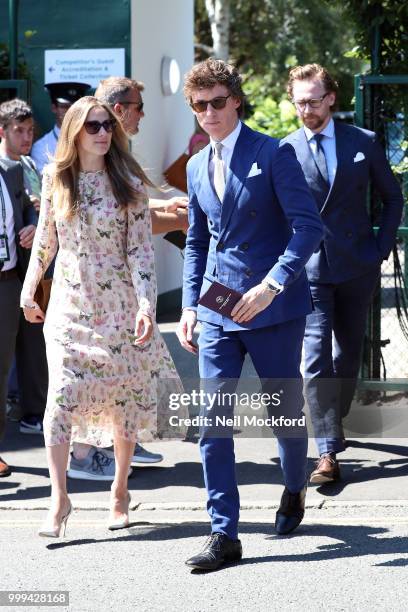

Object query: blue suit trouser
[304,267,380,455]
[198,317,308,539]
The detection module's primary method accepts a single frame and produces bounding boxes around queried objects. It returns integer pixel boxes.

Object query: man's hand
[23,304,45,323]
[19,224,36,249]
[149,196,188,213]
[176,309,198,354]
[163,196,188,213]
[174,207,189,232]
[29,195,41,213]
[134,311,153,345]
[231,283,276,324]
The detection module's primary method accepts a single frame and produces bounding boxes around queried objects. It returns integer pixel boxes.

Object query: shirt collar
[211,120,242,155]
[304,117,335,142]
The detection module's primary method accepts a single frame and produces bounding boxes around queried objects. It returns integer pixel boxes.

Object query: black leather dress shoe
[275,485,307,535]
[185,533,242,571]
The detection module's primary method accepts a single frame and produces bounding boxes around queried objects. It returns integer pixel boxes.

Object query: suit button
[346,231,353,238]
[245,269,253,277]
[217,241,225,251]
[250,210,257,217]
[241,242,249,250]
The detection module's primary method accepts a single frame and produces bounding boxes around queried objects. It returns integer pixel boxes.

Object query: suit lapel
[291,129,326,193]
[0,163,23,230]
[197,145,222,223]
[218,124,261,241]
[320,121,355,213]
[288,129,332,212]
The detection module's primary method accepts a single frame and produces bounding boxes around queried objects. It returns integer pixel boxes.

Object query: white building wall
[131,0,194,300]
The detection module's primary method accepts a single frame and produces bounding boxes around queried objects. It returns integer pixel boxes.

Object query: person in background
[283,64,403,483]
[0,98,48,437]
[95,76,189,234]
[31,82,91,175]
[0,155,38,476]
[188,120,209,156]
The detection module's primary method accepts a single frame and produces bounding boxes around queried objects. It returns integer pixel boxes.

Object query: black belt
[0,267,18,280]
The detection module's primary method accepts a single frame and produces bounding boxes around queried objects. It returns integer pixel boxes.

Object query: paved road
[0,323,407,611]
[1,506,408,612]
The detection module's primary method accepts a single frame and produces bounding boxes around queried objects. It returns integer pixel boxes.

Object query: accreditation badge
[0,234,10,262]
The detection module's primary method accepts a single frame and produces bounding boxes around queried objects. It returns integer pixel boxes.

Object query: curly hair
[184,58,245,116]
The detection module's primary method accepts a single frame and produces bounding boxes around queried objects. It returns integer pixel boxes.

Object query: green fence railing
[354,74,408,392]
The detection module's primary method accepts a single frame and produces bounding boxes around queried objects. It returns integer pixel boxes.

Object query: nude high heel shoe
[38,501,73,538]
[107,493,131,530]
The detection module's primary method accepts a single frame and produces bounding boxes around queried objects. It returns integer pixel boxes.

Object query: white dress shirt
[304,117,337,186]
[0,174,18,270]
[209,120,242,186]
[31,125,60,175]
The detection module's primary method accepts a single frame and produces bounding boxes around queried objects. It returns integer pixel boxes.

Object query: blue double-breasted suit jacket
[182,122,324,331]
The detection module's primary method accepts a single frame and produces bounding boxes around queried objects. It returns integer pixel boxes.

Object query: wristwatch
[261,278,283,296]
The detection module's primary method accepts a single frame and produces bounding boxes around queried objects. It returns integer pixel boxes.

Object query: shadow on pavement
[346,439,408,456]
[44,521,408,569]
[314,455,408,496]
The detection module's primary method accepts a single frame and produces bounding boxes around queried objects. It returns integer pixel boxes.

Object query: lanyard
[0,178,8,233]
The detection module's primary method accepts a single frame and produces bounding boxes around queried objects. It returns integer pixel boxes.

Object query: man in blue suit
[177,59,323,571]
[283,64,403,484]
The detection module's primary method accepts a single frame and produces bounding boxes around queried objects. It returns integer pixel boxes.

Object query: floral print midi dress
[21,166,182,447]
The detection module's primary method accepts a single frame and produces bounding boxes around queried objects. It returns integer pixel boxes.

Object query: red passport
[198,281,243,319]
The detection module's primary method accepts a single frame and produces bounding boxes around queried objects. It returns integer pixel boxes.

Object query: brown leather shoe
[310,454,340,484]
[0,456,11,477]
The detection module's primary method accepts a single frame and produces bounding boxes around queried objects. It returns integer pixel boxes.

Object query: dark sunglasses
[118,101,144,112]
[83,119,116,134]
[190,95,231,113]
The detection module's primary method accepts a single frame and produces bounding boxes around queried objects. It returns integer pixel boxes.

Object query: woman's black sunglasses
[84,119,116,134]
[190,95,231,113]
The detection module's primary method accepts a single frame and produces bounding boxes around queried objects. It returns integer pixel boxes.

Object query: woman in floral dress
[21,96,181,536]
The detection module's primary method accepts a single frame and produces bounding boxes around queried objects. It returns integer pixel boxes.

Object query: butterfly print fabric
[21,167,183,446]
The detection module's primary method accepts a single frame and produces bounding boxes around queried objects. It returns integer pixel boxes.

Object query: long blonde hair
[50,96,154,218]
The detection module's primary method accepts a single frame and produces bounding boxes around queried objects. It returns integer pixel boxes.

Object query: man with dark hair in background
[0,98,48,440]
[0,150,43,475]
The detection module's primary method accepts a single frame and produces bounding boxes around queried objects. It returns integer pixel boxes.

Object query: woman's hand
[134,311,153,345]
[23,304,45,323]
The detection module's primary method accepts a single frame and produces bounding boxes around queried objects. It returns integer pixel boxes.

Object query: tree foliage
[341,0,408,72]
[244,75,300,138]
[195,0,362,110]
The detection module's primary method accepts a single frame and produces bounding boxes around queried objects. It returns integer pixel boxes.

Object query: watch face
[264,281,279,294]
